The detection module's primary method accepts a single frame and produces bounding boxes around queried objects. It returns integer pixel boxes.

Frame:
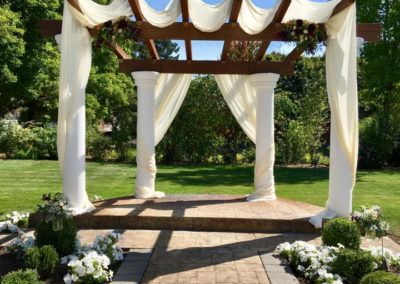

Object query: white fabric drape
[155,74,192,145]
[215,75,257,143]
[310,4,358,228]
[238,0,282,35]
[58,0,131,212]
[188,0,233,32]
[134,72,191,199]
[138,0,181,28]
[282,0,341,23]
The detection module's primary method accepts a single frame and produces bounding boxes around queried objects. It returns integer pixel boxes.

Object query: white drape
[310,4,358,228]
[282,0,341,23]
[188,0,233,32]
[214,75,257,143]
[134,72,191,199]
[215,74,280,201]
[58,0,131,212]
[238,0,282,35]
[138,0,180,28]
[155,74,192,145]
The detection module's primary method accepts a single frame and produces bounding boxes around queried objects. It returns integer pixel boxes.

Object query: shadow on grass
[156,166,329,187]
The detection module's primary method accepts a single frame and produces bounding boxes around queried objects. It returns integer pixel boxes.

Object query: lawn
[0,159,399,235]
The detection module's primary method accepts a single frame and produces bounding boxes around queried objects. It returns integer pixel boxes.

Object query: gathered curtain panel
[59,0,359,227]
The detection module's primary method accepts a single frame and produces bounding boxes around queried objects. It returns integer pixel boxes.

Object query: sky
[141,0,330,60]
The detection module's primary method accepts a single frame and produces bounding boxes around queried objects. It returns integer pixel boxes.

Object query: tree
[0,5,25,116]
[357,0,400,167]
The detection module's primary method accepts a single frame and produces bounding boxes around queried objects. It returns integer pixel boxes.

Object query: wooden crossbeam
[221,0,243,61]
[119,60,295,75]
[128,0,159,60]
[285,46,306,62]
[39,20,381,43]
[180,0,192,60]
[255,0,291,62]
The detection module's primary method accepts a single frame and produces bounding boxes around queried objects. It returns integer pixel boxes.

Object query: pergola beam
[128,0,159,60]
[180,0,192,60]
[119,60,295,75]
[39,20,381,43]
[255,0,291,62]
[221,0,243,61]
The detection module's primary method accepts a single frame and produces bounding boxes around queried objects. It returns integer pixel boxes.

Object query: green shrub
[332,249,376,284]
[322,218,361,249]
[24,245,59,279]
[35,218,77,256]
[0,269,41,284]
[360,271,400,284]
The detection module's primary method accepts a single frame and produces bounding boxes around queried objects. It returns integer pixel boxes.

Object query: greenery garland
[281,19,327,54]
[94,16,139,48]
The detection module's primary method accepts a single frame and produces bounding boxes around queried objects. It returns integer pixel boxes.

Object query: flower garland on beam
[93,17,139,48]
[281,20,327,55]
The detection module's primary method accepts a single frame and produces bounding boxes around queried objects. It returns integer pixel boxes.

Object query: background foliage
[0,0,399,168]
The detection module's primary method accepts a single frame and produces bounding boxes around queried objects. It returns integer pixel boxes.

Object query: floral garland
[281,19,326,54]
[94,16,139,48]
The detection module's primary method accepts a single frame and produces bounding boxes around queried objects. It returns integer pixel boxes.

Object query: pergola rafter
[39,0,381,75]
[255,0,291,62]
[220,0,243,61]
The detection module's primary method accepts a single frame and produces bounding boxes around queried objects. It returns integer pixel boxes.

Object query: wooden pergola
[40,0,380,76]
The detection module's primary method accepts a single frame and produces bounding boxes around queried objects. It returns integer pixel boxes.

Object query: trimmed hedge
[322,218,361,249]
[0,269,40,284]
[332,249,376,284]
[360,271,400,284]
[24,245,59,279]
[35,218,77,256]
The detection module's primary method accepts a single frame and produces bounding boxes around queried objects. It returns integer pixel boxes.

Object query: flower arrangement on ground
[352,205,389,239]
[38,193,73,231]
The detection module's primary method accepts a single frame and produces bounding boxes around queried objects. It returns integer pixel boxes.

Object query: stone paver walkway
[2,230,399,283]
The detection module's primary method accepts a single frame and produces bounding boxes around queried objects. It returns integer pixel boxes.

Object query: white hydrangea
[0,211,29,233]
[367,247,400,272]
[276,241,342,284]
[64,250,113,284]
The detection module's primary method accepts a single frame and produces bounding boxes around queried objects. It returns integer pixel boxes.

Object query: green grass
[0,160,399,235]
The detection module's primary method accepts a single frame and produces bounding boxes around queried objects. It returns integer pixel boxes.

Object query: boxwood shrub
[322,217,361,249]
[35,218,77,256]
[360,271,400,284]
[24,245,59,279]
[332,248,376,284]
[0,269,41,284]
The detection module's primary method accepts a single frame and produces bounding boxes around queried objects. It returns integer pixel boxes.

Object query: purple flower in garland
[296,19,304,27]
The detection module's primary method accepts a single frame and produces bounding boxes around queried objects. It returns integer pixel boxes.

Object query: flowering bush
[92,232,123,265]
[0,211,29,233]
[38,193,73,231]
[352,205,389,239]
[281,19,326,54]
[276,241,343,283]
[63,251,113,284]
[367,247,400,273]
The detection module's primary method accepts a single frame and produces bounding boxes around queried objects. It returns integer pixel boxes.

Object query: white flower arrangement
[0,221,20,234]
[92,232,124,264]
[63,250,113,284]
[351,205,389,239]
[276,241,343,284]
[39,193,74,231]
